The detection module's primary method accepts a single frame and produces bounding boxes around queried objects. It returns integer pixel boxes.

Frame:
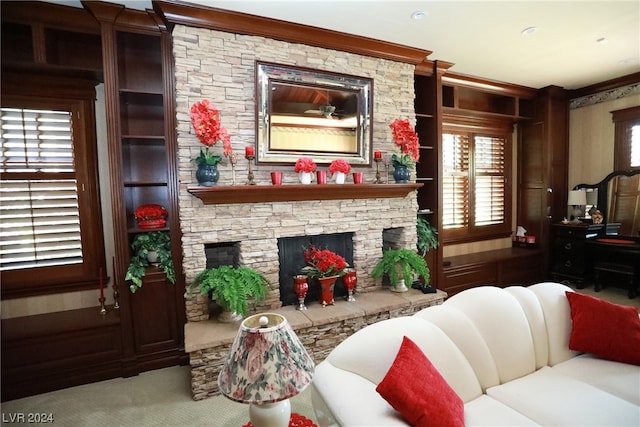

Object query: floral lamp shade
[218,313,315,405]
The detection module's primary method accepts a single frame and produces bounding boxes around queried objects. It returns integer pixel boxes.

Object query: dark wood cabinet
[550,223,604,285]
[414,61,451,288]
[1,2,186,400]
[518,86,570,276]
[91,5,187,375]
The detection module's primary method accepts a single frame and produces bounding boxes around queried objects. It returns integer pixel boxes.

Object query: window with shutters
[1,91,105,298]
[441,122,512,243]
[612,106,640,171]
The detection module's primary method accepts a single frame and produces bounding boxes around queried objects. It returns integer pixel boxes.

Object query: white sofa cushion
[414,304,501,391]
[528,282,580,365]
[505,285,550,369]
[442,286,536,384]
[464,395,539,426]
[324,316,483,402]
[487,366,640,426]
[553,353,640,405]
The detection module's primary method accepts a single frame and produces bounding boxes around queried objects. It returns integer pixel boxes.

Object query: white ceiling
[45,0,640,90]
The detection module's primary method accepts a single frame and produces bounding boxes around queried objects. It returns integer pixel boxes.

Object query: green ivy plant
[190,265,272,317]
[417,217,439,257]
[125,231,176,293]
[371,248,430,289]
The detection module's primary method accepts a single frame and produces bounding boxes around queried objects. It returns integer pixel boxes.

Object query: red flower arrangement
[301,245,349,278]
[190,99,233,165]
[294,157,317,173]
[329,159,351,175]
[134,204,168,229]
[389,118,420,169]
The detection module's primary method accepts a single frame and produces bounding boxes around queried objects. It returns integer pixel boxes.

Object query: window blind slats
[1,107,74,173]
[443,132,507,231]
[0,106,83,271]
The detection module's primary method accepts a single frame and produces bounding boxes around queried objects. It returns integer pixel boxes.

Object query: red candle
[245,146,255,157]
[374,151,382,160]
[99,267,104,299]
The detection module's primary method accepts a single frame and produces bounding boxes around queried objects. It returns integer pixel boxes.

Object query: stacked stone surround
[172,24,419,320]
[171,24,428,400]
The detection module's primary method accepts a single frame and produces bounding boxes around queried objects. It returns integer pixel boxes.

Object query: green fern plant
[191,265,271,317]
[125,231,175,293]
[371,248,430,288]
[417,217,439,257]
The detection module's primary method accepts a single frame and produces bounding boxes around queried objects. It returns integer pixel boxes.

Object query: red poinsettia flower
[389,118,420,168]
[190,99,233,165]
[134,204,168,221]
[329,159,351,174]
[294,157,317,173]
[301,245,348,278]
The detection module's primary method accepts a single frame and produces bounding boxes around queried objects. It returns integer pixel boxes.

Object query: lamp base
[249,399,291,427]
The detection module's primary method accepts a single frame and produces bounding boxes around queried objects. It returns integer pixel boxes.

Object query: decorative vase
[391,278,409,293]
[146,250,159,265]
[317,276,337,307]
[299,171,312,184]
[196,163,219,186]
[342,269,357,301]
[218,308,242,323]
[137,218,166,229]
[293,275,309,310]
[393,165,411,183]
[334,171,345,184]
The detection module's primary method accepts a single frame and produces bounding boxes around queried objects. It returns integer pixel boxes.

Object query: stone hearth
[186,289,446,400]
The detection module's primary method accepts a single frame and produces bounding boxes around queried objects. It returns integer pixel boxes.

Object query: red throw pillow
[376,336,464,427]
[565,291,640,365]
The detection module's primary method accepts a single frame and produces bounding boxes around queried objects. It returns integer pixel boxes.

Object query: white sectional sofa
[311,282,640,426]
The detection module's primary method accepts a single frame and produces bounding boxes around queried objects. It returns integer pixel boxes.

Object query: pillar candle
[374,151,382,160]
[245,146,255,157]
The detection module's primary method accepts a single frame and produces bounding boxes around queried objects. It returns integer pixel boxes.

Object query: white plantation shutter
[0,107,83,271]
[474,136,505,226]
[442,133,469,229]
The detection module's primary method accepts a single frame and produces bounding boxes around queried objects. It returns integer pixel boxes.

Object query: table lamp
[567,190,587,220]
[218,313,315,427]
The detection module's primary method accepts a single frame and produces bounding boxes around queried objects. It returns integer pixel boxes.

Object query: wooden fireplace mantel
[187,183,423,205]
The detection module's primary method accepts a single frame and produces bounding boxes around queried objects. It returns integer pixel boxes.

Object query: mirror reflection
[256,61,373,165]
[576,170,640,236]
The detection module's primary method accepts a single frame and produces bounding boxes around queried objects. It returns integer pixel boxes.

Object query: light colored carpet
[2,284,637,426]
[0,366,315,427]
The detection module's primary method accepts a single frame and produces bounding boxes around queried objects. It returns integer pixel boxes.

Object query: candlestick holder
[229,153,238,185]
[113,284,120,310]
[246,154,256,185]
[374,158,383,184]
[99,296,107,315]
[293,275,309,310]
[343,269,357,302]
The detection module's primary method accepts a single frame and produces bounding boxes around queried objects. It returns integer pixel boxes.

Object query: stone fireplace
[170,21,448,400]
[173,24,421,321]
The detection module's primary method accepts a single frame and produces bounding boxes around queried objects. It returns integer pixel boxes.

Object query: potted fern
[191,265,271,322]
[125,231,175,293]
[371,248,430,292]
[417,217,439,257]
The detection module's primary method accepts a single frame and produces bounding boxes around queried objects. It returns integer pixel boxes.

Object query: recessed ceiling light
[597,37,608,44]
[521,26,538,36]
[411,11,427,20]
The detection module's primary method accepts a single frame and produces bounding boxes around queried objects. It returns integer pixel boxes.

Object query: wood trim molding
[569,72,640,99]
[187,183,423,205]
[152,0,431,65]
